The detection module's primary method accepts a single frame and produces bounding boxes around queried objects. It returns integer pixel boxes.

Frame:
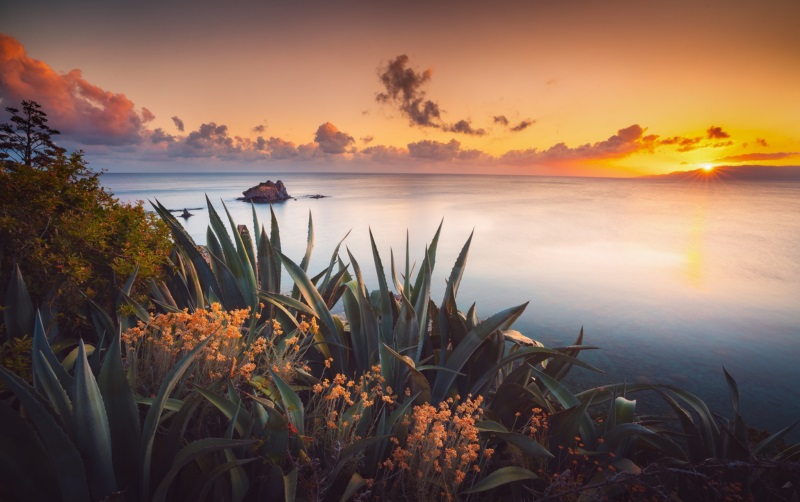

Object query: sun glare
[701,163,715,172]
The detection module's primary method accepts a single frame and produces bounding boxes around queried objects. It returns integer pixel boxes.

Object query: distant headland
[642,164,800,181]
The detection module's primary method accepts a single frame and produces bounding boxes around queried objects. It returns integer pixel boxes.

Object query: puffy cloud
[756,138,768,147]
[362,144,407,162]
[715,152,799,162]
[376,54,442,128]
[252,124,265,134]
[314,122,354,154]
[150,128,176,144]
[493,115,535,132]
[265,137,300,159]
[659,135,703,152]
[445,119,486,136]
[0,34,150,145]
[361,135,374,144]
[171,116,185,132]
[501,124,654,164]
[407,139,462,161]
[707,126,730,139]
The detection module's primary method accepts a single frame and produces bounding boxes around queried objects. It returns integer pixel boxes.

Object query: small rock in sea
[237,180,291,203]
[180,209,193,218]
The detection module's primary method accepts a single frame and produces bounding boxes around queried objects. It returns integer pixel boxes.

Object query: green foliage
[0,117,172,340]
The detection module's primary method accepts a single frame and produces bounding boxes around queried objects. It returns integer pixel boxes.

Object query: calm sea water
[103,172,800,438]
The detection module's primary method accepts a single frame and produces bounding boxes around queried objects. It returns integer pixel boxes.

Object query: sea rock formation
[238,180,291,203]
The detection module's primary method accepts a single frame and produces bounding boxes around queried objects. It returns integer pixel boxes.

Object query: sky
[1,0,799,176]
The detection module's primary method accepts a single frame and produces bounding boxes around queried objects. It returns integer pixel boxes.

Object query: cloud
[0,34,151,145]
[361,144,407,162]
[706,126,730,139]
[150,128,176,144]
[501,124,655,164]
[510,119,535,132]
[252,124,265,134]
[493,115,510,126]
[314,122,354,154]
[445,119,486,136]
[376,54,442,128]
[171,116,185,132]
[715,152,799,162]
[756,138,768,147]
[361,135,374,144]
[407,139,462,161]
[493,114,534,132]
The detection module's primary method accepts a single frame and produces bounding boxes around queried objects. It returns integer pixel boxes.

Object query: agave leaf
[208,252,248,309]
[329,436,388,482]
[615,397,637,424]
[461,466,538,494]
[98,325,141,493]
[152,199,222,302]
[270,369,305,437]
[393,293,419,357]
[431,302,528,404]
[468,345,603,397]
[347,251,380,368]
[339,472,365,502]
[412,248,431,363]
[722,366,747,443]
[31,311,73,417]
[60,343,95,373]
[753,418,800,456]
[290,211,315,301]
[404,231,411,297]
[437,232,473,365]
[492,431,554,459]
[382,343,431,402]
[222,200,259,306]
[534,369,596,445]
[658,385,721,458]
[411,220,442,307]
[543,327,585,382]
[207,196,248,283]
[280,253,345,373]
[3,263,34,339]
[0,366,91,502]
[0,400,60,501]
[151,438,259,502]
[369,229,394,342]
[196,458,259,502]
[196,387,255,438]
[320,229,351,292]
[73,340,117,500]
[283,467,298,502]
[476,420,509,433]
[260,291,318,318]
[140,332,214,501]
[342,283,367,370]
[774,443,800,462]
[119,290,150,325]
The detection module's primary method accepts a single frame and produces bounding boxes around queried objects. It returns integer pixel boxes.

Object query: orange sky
[1,0,798,175]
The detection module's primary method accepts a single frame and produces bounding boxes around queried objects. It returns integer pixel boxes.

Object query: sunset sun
[701,163,715,172]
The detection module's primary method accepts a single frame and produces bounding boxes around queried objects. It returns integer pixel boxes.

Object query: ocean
[102,172,800,438]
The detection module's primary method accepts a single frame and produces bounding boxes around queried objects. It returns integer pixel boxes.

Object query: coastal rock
[237,180,291,203]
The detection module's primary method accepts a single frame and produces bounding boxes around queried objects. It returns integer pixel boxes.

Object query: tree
[0,100,64,170]
[0,101,173,341]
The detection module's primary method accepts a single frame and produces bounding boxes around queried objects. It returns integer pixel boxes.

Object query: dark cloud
[252,124,266,134]
[265,137,300,159]
[376,54,442,128]
[715,152,799,162]
[171,116,185,132]
[756,138,768,147]
[493,115,510,126]
[141,108,155,123]
[407,139,461,161]
[361,135,374,144]
[510,119,535,132]
[314,122,354,154]
[659,135,703,152]
[707,126,730,139]
[445,119,486,136]
[0,35,150,145]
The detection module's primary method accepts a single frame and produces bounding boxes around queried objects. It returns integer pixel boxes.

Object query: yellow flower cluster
[122,303,251,393]
[309,364,392,456]
[382,395,492,500]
